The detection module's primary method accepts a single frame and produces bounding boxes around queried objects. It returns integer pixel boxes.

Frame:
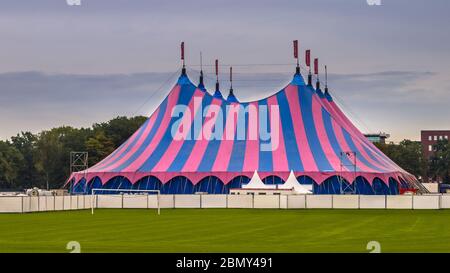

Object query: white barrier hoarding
[359,195,386,209]
[227,195,253,208]
[29,196,39,212]
[0,197,23,213]
[386,195,413,209]
[123,195,148,209]
[54,196,64,211]
[441,195,450,209]
[46,196,55,211]
[332,195,359,209]
[201,195,227,208]
[63,196,72,210]
[77,195,85,209]
[287,195,306,209]
[279,195,288,209]
[253,195,280,209]
[84,195,93,209]
[38,196,47,211]
[71,196,78,210]
[97,195,122,208]
[306,195,333,209]
[174,195,201,208]
[413,195,440,209]
[158,195,174,208]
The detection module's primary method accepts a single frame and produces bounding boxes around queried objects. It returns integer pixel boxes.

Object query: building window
[445,136,449,140]
[440,136,443,140]
[429,145,433,152]
[429,136,432,141]
[434,136,438,140]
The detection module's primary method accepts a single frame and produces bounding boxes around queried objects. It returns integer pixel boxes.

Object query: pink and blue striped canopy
[69,73,415,187]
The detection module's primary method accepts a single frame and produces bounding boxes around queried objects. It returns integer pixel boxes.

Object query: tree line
[0,116,146,190]
[0,116,449,190]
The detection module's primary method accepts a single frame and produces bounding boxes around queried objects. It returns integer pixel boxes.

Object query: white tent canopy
[242,171,277,189]
[277,170,312,194]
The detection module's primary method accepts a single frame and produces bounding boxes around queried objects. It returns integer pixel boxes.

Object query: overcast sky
[1,0,449,142]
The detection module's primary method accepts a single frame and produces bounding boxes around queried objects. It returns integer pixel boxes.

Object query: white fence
[0,194,448,213]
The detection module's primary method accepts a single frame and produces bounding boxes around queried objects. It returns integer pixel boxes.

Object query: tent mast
[215,59,220,91]
[306,49,312,86]
[229,66,234,96]
[181,41,186,75]
[314,58,320,90]
[293,40,300,74]
[199,51,204,86]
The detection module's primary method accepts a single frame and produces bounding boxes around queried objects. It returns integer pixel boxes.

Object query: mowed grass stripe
[0,209,450,253]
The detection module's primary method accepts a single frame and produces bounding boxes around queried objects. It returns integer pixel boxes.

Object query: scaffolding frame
[339,151,357,194]
[69,152,88,193]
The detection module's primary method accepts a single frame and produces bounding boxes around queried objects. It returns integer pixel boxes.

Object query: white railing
[91,188,160,215]
[0,193,448,213]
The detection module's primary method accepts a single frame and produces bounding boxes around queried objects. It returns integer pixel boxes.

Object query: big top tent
[68,42,421,195]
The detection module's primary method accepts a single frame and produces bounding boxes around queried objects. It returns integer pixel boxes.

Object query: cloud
[1,69,449,142]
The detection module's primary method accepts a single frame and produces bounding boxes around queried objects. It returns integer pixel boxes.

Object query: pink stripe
[321,97,393,171]
[266,95,289,172]
[284,85,318,171]
[121,86,182,172]
[348,134,390,172]
[311,94,347,171]
[181,99,224,172]
[242,102,259,172]
[330,117,376,172]
[94,108,160,172]
[211,103,240,172]
[152,90,205,172]
[327,100,399,170]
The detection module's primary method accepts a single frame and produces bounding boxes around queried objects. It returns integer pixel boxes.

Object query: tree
[85,131,115,166]
[0,116,145,190]
[93,116,146,147]
[429,140,450,183]
[374,140,424,178]
[10,132,42,188]
[0,141,24,189]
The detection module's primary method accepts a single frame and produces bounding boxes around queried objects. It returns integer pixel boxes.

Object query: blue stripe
[322,108,360,171]
[197,100,228,171]
[139,84,197,171]
[227,104,248,172]
[167,95,213,172]
[361,145,389,169]
[298,86,334,171]
[276,91,304,171]
[341,129,386,172]
[258,99,273,172]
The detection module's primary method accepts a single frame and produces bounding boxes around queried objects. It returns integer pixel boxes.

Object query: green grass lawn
[0,208,449,253]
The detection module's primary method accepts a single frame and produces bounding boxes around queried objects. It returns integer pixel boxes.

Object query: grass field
[1,208,450,253]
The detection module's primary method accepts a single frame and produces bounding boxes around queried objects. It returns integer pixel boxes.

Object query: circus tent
[68,43,419,195]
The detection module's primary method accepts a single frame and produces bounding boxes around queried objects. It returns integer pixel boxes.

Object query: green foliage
[0,141,24,188]
[429,140,450,183]
[375,140,425,178]
[0,116,145,190]
[85,131,115,166]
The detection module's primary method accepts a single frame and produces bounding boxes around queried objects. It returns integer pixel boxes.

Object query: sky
[0,0,449,142]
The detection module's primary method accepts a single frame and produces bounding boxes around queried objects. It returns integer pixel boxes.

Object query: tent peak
[291,73,306,86]
[177,74,194,86]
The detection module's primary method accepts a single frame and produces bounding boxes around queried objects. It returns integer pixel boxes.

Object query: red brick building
[421,130,450,159]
